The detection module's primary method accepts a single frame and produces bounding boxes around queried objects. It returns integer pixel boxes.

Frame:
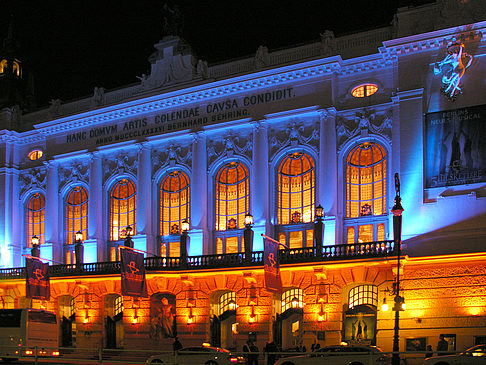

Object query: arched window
[276,152,315,249]
[160,171,190,236]
[114,296,124,317]
[215,162,249,231]
[109,179,136,241]
[26,193,45,247]
[281,288,304,313]
[348,284,378,309]
[345,142,387,243]
[219,292,237,315]
[214,162,249,254]
[65,186,88,244]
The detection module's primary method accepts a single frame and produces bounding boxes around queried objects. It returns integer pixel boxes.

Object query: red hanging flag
[120,248,148,297]
[263,235,282,293]
[26,257,50,300]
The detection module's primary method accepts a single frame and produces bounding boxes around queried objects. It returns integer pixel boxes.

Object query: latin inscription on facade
[65,87,295,146]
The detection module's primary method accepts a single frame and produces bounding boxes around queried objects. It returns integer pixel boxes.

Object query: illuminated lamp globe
[181,220,190,233]
[244,213,254,227]
[75,231,83,243]
[31,235,39,246]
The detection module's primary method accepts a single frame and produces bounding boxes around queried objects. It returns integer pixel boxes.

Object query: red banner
[263,235,282,293]
[120,248,148,297]
[26,257,50,300]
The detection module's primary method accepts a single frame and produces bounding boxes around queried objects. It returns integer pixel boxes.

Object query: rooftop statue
[162,3,184,37]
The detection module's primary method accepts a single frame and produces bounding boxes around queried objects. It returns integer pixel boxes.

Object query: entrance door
[210,315,221,347]
[61,316,73,347]
[273,313,282,350]
[106,316,116,349]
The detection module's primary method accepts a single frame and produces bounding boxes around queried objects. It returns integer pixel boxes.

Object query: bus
[0,309,60,361]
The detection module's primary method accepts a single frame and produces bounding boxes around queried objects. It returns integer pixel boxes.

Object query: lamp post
[391,173,404,365]
[74,230,84,267]
[180,219,189,268]
[243,213,254,264]
[314,204,324,258]
[124,225,133,248]
[31,235,40,258]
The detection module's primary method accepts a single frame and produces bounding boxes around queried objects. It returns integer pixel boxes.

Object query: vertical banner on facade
[120,248,148,297]
[26,257,50,300]
[425,104,486,188]
[263,235,282,293]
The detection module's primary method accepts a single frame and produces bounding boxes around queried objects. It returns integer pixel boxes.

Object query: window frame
[25,192,45,248]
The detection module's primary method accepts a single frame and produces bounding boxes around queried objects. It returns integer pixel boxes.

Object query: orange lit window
[160,171,190,236]
[219,291,237,315]
[351,84,378,98]
[64,186,88,244]
[28,150,43,161]
[0,59,6,74]
[282,288,303,313]
[346,142,386,218]
[26,193,45,247]
[277,152,315,225]
[160,241,180,258]
[109,179,136,241]
[215,162,249,231]
[348,285,378,309]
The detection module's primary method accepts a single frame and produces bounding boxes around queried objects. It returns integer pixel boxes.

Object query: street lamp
[314,204,324,258]
[124,225,133,248]
[74,230,84,266]
[31,235,40,258]
[391,173,404,365]
[243,213,254,264]
[180,219,189,268]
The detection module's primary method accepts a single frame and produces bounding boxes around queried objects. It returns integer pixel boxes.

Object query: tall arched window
[276,152,315,249]
[214,162,249,254]
[160,171,190,236]
[65,186,88,244]
[109,179,136,241]
[345,142,387,243]
[26,193,45,247]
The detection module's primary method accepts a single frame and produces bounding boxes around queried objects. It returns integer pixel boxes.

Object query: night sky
[2,0,434,108]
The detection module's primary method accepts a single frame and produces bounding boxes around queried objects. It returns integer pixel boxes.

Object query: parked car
[146,346,245,365]
[423,344,486,365]
[275,344,390,365]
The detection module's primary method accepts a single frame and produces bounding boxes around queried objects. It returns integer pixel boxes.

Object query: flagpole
[119,245,158,257]
[261,234,289,248]
[22,254,63,265]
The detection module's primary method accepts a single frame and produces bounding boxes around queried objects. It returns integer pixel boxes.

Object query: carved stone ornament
[19,166,47,197]
[336,109,392,151]
[103,151,138,183]
[269,119,319,158]
[152,142,191,173]
[207,132,252,167]
[59,159,90,192]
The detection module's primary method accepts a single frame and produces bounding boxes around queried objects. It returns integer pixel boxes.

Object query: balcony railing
[0,240,395,280]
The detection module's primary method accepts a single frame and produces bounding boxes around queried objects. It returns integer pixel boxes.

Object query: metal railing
[0,240,395,280]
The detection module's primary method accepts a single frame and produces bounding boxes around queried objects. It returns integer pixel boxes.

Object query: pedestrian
[243,340,251,365]
[311,340,321,352]
[425,345,433,358]
[249,341,259,365]
[173,336,183,353]
[437,335,448,356]
[264,341,279,365]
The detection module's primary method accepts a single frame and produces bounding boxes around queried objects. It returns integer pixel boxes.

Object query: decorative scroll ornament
[269,120,319,157]
[152,142,191,172]
[19,167,47,196]
[103,151,138,182]
[59,160,89,191]
[207,132,252,167]
[336,109,392,151]
[433,42,473,101]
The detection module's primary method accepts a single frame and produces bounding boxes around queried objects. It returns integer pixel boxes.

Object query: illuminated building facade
[0,0,485,353]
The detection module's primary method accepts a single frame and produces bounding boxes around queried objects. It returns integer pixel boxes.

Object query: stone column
[251,121,269,251]
[87,152,103,262]
[136,143,152,253]
[319,108,338,244]
[190,132,207,255]
[43,161,59,262]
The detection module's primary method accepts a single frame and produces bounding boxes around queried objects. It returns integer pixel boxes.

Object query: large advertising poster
[425,104,486,188]
[120,248,148,297]
[26,258,50,300]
